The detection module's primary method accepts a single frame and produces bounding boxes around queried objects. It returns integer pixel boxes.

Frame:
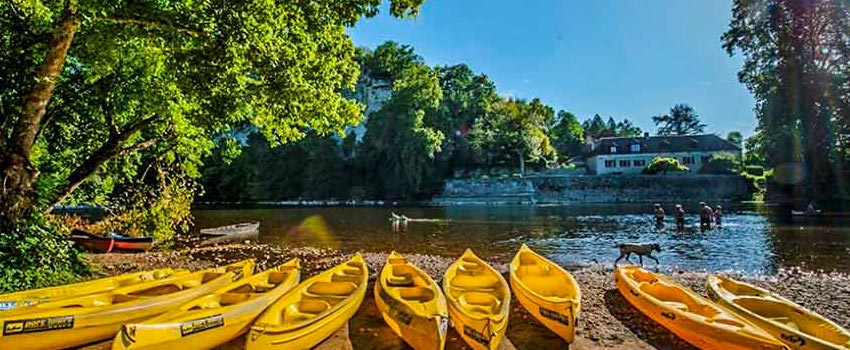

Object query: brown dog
[614,243,661,267]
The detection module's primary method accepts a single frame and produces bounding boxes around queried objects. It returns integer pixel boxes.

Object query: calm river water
[193,204,850,275]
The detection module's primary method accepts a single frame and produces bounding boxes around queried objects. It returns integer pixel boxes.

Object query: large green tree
[0,0,424,222]
[550,110,584,160]
[724,0,850,201]
[652,104,706,136]
[471,98,557,173]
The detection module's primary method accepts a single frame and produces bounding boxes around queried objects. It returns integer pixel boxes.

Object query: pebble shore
[80,242,850,350]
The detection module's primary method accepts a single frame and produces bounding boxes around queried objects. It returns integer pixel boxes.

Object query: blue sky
[348,0,756,137]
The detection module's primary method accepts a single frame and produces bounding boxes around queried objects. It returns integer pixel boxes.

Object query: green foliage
[726,131,743,149]
[652,104,706,136]
[470,98,558,171]
[0,215,83,293]
[724,0,850,200]
[550,111,585,159]
[698,152,742,175]
[582,114,643,138]
[745,165,765,177]
[642,157,689,175]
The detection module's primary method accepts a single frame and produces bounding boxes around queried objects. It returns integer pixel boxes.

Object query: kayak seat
[306,281,357,297]
[707,317,744,328]
[388,256,407,265]
[663,301,689,311]
[399,287,435,303]
[283,299,331,325]
[221,292,251,306]
[331,267,364,284]
[268,271,292,284]
[518,264,550,277]
[450,274,498,291]
[387,275,414,287]
[129,284,183,297]
[458,292,500,317]
[458,262,483,274]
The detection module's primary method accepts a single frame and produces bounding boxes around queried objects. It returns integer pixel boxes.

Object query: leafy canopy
[652,104,706,136]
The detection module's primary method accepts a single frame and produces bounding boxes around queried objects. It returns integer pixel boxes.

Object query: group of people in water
[654,202,723,230]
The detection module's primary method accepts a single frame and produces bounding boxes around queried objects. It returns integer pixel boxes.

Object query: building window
[619,160,631,167]
[633,159,646,167]
[604,160,616,168]
[630,143,640,153]
[610,146,617,153]
[682,156,695,165]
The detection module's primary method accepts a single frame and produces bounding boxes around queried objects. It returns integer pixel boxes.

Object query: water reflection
[192,205,850,275]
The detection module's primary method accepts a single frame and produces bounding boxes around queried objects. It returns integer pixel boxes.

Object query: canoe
[442,249,510,350]
[199,221,260,237]
[114,259,301,350]
[69,231,114,253]
[0,260,254,350]
[246,253,369,350]
[108,232,155,252]
[707,275,850,349]
[614,266,787,350]
[791,211,850,218]
[0,267,188,311]
[375,252,448,350]
[510,244,581,343]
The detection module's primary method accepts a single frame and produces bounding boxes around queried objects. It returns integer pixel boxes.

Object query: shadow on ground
[603,289,697,350]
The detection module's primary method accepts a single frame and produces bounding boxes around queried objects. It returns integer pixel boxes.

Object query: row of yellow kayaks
[376,244,581,350]
[0,255,370,350]
[616,265,850,350]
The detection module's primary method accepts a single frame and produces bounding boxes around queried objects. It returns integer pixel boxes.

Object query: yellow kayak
[615,266,787,350]
[375,252,448,350]
[113,259,301,350]
[0,267,188,311]
[443,249,510,350]
[510,244,581,343]
[246,253,368,350]
[707,275,850,349]
[0,260,254,350]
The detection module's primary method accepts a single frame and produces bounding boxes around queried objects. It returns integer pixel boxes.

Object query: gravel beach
[78,242,850,350]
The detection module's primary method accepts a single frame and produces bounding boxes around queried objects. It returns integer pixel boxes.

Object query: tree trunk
[517,151,525,175]
[0,5,78,222]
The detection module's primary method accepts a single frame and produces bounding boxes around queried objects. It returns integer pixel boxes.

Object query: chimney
[644,132,649,138]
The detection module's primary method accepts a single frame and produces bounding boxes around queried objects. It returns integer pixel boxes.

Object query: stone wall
[433,174,751,204]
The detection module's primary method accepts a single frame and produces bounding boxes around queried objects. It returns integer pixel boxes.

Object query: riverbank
[75,241,850,350]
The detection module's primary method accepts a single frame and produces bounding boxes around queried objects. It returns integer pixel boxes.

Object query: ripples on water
[193,205,850,275]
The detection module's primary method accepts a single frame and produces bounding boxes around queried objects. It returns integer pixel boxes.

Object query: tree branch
[117,137,160,157]
[100,16,205,37]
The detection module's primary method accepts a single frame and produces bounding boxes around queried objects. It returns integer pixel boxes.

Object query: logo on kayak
[780,333,806,347]
[629,289,640,297]
[439,317,449,335]
[463,325,490,347]
[180,314,225,336]
[0,301,16,311]
[539,307,570,326]
[3,316,74,335]
[661,312,676,320]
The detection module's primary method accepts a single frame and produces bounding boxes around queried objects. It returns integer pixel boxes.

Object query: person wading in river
[675,204,685,231]
[699,202,714,229]
[714,205,723,227]
[654,203,665,226]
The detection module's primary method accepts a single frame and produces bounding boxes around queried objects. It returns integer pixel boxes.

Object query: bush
[699,153,742,174]
[0,215,85,293]
[642,157,689,175]
[745,165,765,176]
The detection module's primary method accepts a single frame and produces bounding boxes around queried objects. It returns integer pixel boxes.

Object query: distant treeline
[200,41,730,201]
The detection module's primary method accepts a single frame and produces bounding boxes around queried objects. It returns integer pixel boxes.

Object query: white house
[586,134,741,175]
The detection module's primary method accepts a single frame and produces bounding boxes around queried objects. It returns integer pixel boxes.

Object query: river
[193,204,850,275]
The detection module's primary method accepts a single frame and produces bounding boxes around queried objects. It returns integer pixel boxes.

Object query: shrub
[642,157,689,175]
[745,165,765,176]
[699,153,742,174]
[0,214,85,292]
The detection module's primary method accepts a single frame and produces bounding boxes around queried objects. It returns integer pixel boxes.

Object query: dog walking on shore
[614,243,661,267]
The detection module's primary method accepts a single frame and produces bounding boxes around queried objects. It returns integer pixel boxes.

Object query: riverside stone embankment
[434,174,751,205]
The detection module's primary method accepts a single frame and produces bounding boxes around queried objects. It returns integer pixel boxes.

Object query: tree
[550,111,585,160]
[0,0,424,222]
[698,153,742,175]
[727,131,744,149]
[361,50,444,199]
[616,119,644,137]
[642,157,689,175]
[723,0,850,201]
[0,0,425,291]
[582,114,643,138]
[471,98,557,173]
[582,114,608,139]
[652,104,706,136]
